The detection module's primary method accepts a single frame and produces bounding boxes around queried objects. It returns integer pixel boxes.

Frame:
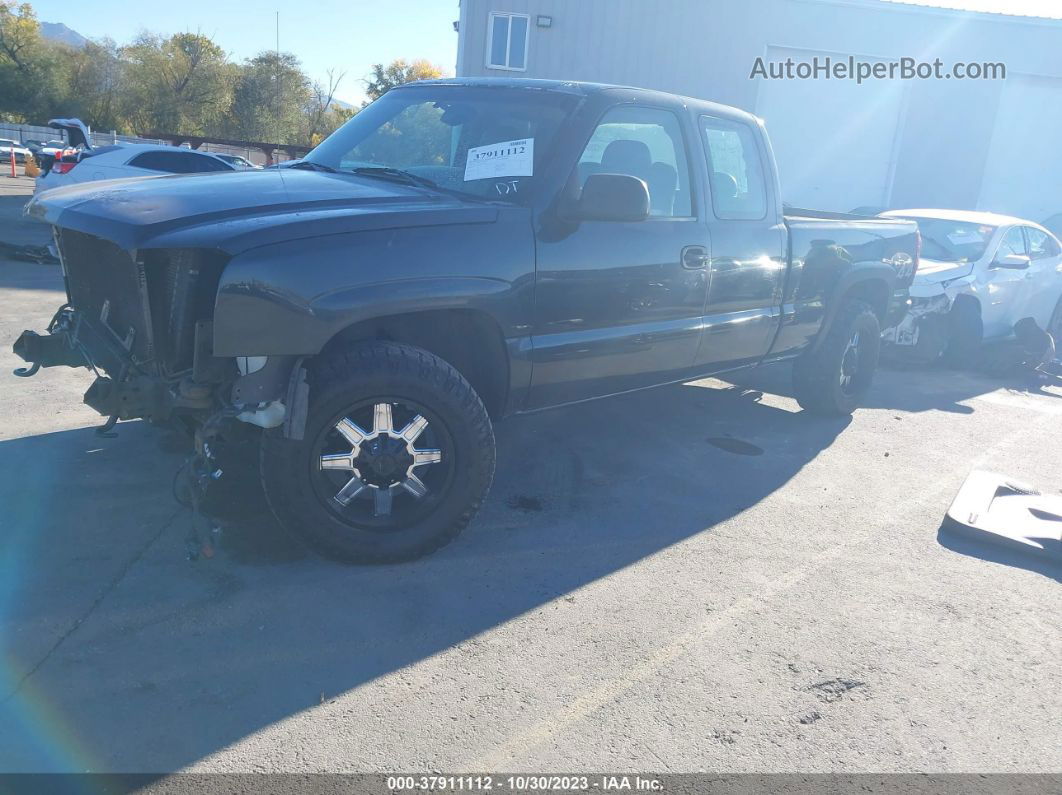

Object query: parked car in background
[36,144,236,194]
[881,209,1062,363]
[212,153,261,170]
[23,140,50,158]
[15,78,919,563]
[0,138,32,163]
[22,139,72,161]
[37,140,69,156]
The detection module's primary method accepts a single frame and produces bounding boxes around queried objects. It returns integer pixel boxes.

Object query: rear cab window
[700,116,768,220]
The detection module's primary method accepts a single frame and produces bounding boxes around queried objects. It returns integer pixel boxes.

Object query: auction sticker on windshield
[464,139,534,181]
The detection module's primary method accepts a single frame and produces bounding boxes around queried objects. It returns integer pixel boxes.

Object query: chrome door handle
[682,246,709,269]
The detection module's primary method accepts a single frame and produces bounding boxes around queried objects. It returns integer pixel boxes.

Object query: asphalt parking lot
[0,179,1059,774]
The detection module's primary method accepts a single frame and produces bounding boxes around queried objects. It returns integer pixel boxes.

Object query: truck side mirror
[990,253,1031,270]
[573,173,650,222]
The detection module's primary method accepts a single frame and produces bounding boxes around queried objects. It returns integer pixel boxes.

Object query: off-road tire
[793,298,881,415]
[260,341,495,563]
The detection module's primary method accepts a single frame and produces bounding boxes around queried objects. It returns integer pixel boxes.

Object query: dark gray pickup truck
[15,78,919,562]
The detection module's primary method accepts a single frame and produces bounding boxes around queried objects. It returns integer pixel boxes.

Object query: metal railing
[0,123,273,166]
[0,122,166,148]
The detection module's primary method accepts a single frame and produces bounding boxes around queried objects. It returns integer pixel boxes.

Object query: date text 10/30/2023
[386,775,664,791]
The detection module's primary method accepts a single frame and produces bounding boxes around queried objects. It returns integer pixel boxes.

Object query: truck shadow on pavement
[6,358,1048,772]
[6,361,1049,771]
[730,358,1045,416]
[0,373,855,771]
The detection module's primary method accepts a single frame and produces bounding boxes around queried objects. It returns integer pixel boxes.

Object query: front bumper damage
[882,293,952,347]
[881,292,953,362]
[14,305,217,426]
[12,304,303,436]
[13,302,308,560]
[881,270,978,362]
[13,314,86,373]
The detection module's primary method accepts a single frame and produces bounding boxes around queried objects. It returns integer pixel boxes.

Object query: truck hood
[25,168,499,255]
[912,257,974,285]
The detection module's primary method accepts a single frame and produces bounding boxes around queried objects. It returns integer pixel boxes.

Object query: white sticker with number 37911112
[463,139,534,181]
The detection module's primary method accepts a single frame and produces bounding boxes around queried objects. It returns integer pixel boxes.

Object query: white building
[455,0,1062,221]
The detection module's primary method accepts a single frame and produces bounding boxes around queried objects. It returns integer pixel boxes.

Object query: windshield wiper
[349,166,439,190]
[286,160,337,173]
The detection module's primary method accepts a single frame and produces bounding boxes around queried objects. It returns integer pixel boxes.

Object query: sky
[27,0,462,106]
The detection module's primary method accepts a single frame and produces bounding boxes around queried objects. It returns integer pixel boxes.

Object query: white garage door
[754,46,908,212]
[978,74,1062,222]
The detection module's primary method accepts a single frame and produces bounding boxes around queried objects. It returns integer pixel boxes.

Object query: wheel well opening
[843,279,890,324]
[320,310,510,418]
[948,292,984,343]
[951,293,982,316]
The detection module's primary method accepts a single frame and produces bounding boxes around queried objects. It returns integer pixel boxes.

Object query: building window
[487,13,529,71]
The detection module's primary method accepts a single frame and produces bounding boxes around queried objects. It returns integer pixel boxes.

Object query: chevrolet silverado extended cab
[14,78,919,562]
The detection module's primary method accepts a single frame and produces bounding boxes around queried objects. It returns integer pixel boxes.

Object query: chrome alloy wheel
[839,331,862,394]
[313,399,453,527]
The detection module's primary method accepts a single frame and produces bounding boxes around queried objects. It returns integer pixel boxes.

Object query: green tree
[0,1,68,121]
[0,6,444,147]
[121,32,234,135]
[364,58,443,104]
[61,38,124,131]
[228,50,311,143]
[301,68,354,145]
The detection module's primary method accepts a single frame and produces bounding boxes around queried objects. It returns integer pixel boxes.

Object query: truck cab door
[527,105,710,409]
[694,115,787,370]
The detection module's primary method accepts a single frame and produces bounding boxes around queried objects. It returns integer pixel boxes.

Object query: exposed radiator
[55,229,225,376]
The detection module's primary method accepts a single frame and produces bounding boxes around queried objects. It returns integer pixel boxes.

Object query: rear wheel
[260,341,495,563]
[793,299,881,415]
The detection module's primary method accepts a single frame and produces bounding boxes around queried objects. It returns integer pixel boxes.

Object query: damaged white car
[880,209,1062,364]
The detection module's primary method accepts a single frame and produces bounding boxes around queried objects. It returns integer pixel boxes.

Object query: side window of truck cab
[576,106,693,217]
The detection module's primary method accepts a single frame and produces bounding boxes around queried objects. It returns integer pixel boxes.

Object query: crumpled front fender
[909,274,975,301]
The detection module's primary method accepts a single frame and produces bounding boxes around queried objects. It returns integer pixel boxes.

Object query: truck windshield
[305,85,579,204]
[897,217,996,262]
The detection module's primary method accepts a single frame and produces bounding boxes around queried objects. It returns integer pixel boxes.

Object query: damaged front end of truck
[14,229,304,439]
[13,223,307,557]
[10,156,516,560]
